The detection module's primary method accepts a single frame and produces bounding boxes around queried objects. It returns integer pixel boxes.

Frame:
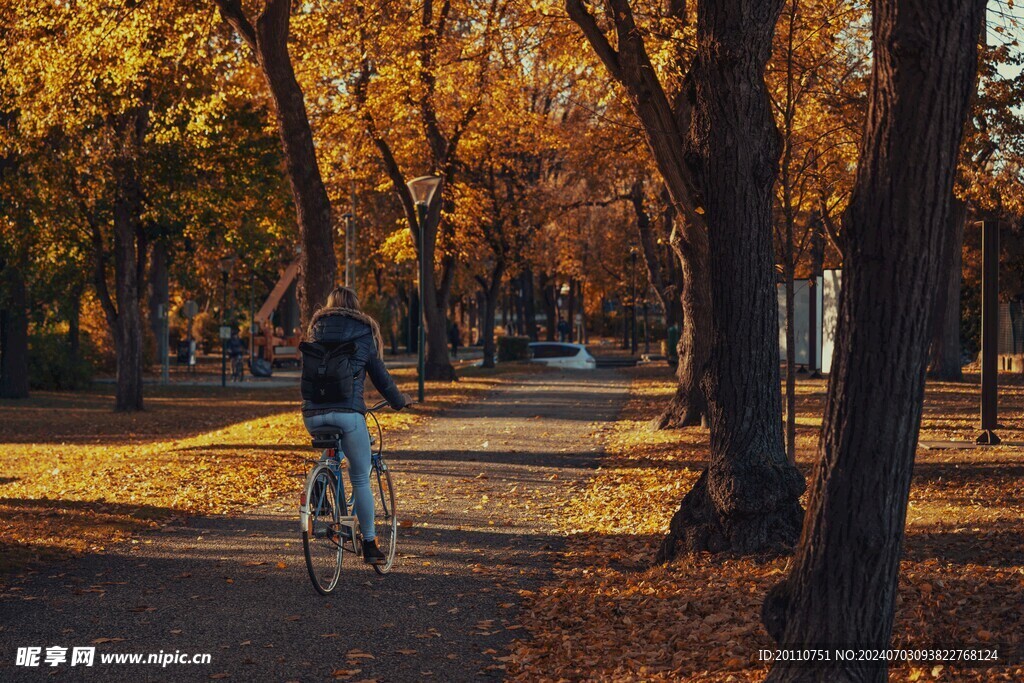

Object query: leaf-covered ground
[0,365,538,577]
[509,366,1024,682]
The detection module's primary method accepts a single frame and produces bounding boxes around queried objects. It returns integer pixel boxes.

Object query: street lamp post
[342,212,354,288]
[977,219,1000,445]
[249,271,256,362]
[406,175,443,404]
[218,255,236,388]
[629,247,638,356]
[643,299,650,354]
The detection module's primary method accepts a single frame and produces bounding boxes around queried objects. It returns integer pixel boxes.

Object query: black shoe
[363,539,386,565]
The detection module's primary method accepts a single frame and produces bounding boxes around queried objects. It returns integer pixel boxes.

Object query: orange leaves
[508,367,1024,682]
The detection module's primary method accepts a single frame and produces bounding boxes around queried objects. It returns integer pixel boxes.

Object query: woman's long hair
[325,286,360,311]
[308,286,384,358]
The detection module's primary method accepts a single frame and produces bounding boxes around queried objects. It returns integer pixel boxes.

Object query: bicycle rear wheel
[372,461,397,575]
[302,464,342,594]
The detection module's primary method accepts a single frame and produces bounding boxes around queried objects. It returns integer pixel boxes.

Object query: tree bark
[110,112,147,413]
[88,109,148,412]
[928,197,966,381]
[522,269,538,341]
[67,289,82,367]
[762,2,985,680]
[214,0,336,326]
[420,199,458,381]
[570,0,802,557]
[630,181,705,429]
[0,264,30,399]
[658,0,805,559]
[540,273,557,341]
[477,261,505,368]
[568,0,712,430]
[148,239,169,355]
[657,216,710,428]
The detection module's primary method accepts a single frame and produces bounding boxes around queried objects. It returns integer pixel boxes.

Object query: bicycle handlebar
[367,398,418,412]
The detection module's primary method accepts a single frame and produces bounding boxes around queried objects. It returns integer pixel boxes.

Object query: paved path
[0,370,628,682]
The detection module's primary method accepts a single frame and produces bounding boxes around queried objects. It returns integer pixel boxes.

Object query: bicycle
[231,354,245,382]
[300,399,397,594]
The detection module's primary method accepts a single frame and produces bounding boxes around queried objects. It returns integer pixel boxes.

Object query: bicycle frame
[299,447,360,555]
[300,398,397,589]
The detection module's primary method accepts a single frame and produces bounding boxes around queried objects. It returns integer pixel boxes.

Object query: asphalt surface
[0,369,628,682]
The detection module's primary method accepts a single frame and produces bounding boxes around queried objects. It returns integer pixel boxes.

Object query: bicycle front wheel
[302,464,342,594]
[372,462,397,575]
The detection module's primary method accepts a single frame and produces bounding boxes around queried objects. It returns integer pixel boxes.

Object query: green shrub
[28,332,95,390]
[497,335,532,362]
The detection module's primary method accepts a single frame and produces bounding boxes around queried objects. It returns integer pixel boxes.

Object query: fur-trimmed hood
[306,307,384,359]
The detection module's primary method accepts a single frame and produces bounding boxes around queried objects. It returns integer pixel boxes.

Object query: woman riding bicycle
[302,286,412,564]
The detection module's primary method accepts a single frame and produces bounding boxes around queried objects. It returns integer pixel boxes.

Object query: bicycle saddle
[309,429,341,449]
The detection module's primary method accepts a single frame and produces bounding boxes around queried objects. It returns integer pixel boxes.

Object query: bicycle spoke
[303,466,343,594]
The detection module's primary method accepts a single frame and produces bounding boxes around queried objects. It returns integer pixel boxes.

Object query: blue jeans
[304,411,375,541]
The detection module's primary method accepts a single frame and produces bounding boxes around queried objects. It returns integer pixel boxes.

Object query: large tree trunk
[90,109,148,413]
[928,196,966,381]
[0,264,30,399]
[540,273,557,341]
[111,116,146,413]
[569,0,801,557]
[658,0,804,559]
[148,239,169,365]
[762,3,984,680]
[631,182,707,429]
[657,220,711,429]
[67,288,82,367]
[215,0,336,326]
[522,269,538,341]
[419,201,457,381]
[478,262,504,368]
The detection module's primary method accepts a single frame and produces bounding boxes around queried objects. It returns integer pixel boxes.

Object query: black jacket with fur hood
[301,307,406,416]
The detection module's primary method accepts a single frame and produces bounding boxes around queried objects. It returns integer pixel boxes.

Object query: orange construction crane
[253,261,302,365]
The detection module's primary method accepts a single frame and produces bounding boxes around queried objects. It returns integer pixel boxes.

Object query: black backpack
[299,341,358,403]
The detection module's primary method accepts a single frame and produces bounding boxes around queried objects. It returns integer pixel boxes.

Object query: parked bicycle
[300,399,397,594]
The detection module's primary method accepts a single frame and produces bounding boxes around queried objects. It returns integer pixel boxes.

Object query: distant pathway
[0,370,627,682]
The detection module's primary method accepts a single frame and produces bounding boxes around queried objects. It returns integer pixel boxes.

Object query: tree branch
[211,0,258,56]
[565,0,623,81]
[818,197,844,259]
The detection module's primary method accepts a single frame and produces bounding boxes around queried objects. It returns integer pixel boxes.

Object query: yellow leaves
[377,229,417,264]
[4,0,220,136]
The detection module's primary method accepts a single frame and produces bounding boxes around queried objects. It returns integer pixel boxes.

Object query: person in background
[557,317,571,342]
[226,329,246,381]
[449,321,461,359]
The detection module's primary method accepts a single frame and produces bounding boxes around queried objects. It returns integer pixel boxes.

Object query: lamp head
[407,175,443,207]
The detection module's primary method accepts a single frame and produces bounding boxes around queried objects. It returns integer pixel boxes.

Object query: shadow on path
[0,369,630,682]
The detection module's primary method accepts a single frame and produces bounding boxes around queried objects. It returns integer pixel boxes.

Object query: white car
[528,342,597,370]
